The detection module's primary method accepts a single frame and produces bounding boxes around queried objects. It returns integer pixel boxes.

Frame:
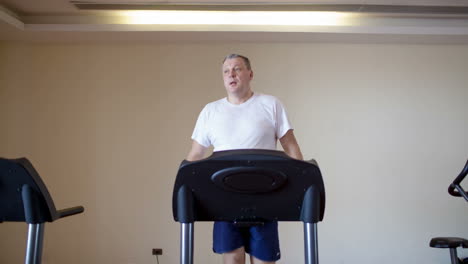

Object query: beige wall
[1,41,467,264]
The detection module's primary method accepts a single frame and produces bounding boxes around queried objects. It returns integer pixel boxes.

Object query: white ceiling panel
[1,0,468,43]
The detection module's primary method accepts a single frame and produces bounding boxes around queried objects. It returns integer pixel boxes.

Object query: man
[186,54,303,264]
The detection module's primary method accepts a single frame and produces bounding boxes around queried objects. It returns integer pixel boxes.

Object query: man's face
[222,58,253,95]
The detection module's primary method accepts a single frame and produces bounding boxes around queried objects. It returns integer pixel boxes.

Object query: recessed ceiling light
[119,10,351,26]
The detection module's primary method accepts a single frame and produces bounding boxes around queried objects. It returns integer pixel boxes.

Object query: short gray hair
[222,54,252,70]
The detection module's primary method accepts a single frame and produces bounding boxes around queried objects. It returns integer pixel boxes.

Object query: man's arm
[186,140,208,161]
[279,129,303,160]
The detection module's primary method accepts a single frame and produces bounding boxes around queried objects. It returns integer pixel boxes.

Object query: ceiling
[1,0,468,43]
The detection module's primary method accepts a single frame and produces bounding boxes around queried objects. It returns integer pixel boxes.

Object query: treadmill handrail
[448,160,468,202]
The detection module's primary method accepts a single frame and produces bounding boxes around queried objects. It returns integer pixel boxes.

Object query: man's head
[222,54,252,70]
[222,54,253,97]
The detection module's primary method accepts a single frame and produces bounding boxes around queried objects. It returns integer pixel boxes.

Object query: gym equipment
[172,149,325,264]
[0,157,85,264]
[429,160,468,264]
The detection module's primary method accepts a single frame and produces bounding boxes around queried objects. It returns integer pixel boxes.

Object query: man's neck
[227,90,254,105]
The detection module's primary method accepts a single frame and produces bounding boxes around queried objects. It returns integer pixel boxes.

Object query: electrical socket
[152,248,163,255]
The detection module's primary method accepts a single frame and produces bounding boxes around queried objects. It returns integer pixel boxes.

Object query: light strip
[119,10,351,26]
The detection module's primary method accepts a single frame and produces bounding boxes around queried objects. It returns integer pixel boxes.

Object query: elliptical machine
[430,160,468,264]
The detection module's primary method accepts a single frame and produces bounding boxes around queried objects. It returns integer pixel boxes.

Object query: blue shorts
[213,221,281,262]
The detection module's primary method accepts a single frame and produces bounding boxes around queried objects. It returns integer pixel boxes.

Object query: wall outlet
[152,248,163,255]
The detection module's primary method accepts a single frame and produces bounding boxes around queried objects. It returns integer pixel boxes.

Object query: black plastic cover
[172,149,325,224]
[0,157,84,224]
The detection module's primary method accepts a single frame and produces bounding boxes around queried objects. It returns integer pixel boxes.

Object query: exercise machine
[430,160,468,264]
[172,149,325,264]
[0,157,85,264]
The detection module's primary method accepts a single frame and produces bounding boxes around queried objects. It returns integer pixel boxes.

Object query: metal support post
[181,223,194,264]
[304,222,318,264]
[25,223,45,264]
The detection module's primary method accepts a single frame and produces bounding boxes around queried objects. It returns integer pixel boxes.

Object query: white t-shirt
[191,93,292,152]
